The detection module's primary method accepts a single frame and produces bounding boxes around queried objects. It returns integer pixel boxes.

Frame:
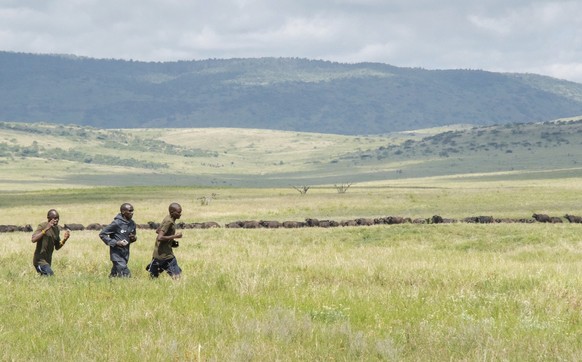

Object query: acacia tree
[292,185,310,195]
[334,182,352,194]
[198,193,219,206]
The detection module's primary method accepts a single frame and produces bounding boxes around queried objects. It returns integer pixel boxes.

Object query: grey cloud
[0,0,581,82]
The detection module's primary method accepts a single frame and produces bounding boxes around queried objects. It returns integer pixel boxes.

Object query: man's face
[121,205,134,220]
[170,207,182,220]
[48,212,60,226]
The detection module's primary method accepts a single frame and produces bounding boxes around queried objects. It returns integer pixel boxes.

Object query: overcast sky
[1,0,581,83]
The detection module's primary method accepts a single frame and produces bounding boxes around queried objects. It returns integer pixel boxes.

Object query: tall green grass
[1,182,581,360]
[3,124,582,360]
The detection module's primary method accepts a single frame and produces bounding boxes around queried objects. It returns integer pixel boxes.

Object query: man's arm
[31,228,46,243]
[156,228,182,242]
[31,220,56,243]
[129,222,137,243]
[55,229,70,250]
[99,221,124,247]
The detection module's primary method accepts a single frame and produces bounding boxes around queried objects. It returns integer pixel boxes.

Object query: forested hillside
[2,51,582,135]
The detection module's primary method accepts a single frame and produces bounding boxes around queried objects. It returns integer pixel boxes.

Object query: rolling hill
[1,118,582,190]
[2,51,582,135]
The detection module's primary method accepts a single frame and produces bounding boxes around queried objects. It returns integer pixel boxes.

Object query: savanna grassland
[3,119,582,190]
[1,122,581,361]
[1,180,581,361]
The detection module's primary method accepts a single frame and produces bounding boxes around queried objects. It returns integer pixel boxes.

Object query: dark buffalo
[318,220,339,228]
[355,218,374,226]
[189,223,206,229]
[147,221,160,229]
[85,223,103,230]
[202,221,221,229]
[479,216,494,223]
[340,219,357,227]
[374,216,388,224]
[564,214,582,223]
[64,223,84,231]
[18,224,34,232]
[463,216,493,223]
[260,220,281,228]
[532,213,551,223]
[242,220,261,229]
[225,221,243,228]
[282,221,301,228]
[305,218,320,227]
[184,222,212,229]
[387,216,409,224]
[0,225,19,232]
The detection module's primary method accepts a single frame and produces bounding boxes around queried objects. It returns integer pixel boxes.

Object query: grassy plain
[1,123,581,360]
[1,180,581,361]
[3,120,582,190]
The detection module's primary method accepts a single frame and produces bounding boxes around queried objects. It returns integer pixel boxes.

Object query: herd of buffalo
[1,213,581,233]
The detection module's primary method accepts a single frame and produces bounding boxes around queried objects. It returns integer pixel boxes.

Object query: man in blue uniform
[99,203,137,277]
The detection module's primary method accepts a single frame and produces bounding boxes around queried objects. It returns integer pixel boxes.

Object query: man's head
[120,203,134,221]
[169,202,182,220]
[47,209,60,225]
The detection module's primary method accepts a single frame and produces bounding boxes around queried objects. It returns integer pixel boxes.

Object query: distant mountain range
[2,51,582,135]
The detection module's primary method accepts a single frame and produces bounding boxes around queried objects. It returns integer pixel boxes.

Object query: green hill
[2,51,582,135]
[2,118,582,190]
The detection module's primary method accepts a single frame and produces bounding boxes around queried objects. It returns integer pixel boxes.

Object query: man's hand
[129,233,137,242]
[116,239,129,247]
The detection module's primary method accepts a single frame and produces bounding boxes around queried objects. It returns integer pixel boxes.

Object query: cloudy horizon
[1,0,581,83]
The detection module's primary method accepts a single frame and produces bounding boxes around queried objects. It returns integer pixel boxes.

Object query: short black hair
[120,203,133,212]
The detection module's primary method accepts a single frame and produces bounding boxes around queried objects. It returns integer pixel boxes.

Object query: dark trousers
[146,257,181,278]
[35,264,54,276]
[110,253,131,278]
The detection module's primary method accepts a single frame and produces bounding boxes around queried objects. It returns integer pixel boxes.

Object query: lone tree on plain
[334,182,352,194]
[292,185,310,195]
[198,193,218,206]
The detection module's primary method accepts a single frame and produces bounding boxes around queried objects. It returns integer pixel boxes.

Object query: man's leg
[166,258,182,279]
[36,264,54,276]
[148,259,162,278]
[110,254,131,277]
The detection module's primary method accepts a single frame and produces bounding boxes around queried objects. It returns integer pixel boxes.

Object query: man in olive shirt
[146,202,183,279]
[31,209,70,276]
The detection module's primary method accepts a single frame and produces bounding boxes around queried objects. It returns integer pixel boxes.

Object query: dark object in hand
[171,240,179,248]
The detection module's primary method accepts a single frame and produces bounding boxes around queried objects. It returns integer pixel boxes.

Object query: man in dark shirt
[146,202,183,279]
[99,203,137,278]
[31,209,70,276]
